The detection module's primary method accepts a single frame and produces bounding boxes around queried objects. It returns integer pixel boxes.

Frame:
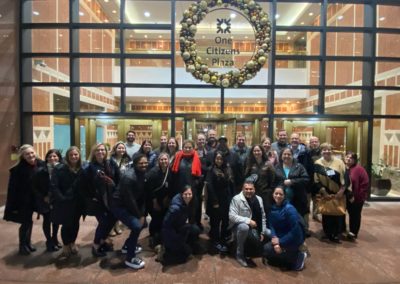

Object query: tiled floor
[1,202,399,284]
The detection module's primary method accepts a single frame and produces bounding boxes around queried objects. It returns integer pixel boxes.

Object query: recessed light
[104,19,109,23]
[144,11,150,17]
[229,101,232,104]
[157,100,161,103]
[230,13,236,19]
[33,11,40,16]
[257,101,261,104]
[104,0,109,2]
[97,10,100,13]
[379,17,386,21]
[300,22,305,25]
[308,12,314,16]
[201,101,204,104]
[287,36,291,40]
[129,34,133,38]
[202,35,205,39]
[144,35,148,38]
[230,36,234,39]
[337,15,343,20]
[244,36,248,39]
[243,101,247,104]
[59,34,63,37]
[158,35,162,38]
[79,11,84,16]
[112,10,117,14]
[301,37,305,40]
[275,14,280,19]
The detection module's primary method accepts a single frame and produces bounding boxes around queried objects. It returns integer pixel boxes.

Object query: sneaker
[294,252,307,271]
[121,245,142,254]
[347,232,356,240]
[125,257,145,269]
[235,255,248,267]
[215,243,229,253]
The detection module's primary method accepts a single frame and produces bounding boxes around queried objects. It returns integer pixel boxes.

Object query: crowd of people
[3,129,370,271]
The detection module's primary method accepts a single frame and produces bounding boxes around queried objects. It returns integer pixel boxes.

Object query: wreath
[180,0,271,88]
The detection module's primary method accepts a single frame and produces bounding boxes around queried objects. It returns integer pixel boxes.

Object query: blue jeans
[94,211,116,245]
[111,207,143,259]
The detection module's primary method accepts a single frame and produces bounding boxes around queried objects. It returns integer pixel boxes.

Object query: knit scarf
[171,150,202,177]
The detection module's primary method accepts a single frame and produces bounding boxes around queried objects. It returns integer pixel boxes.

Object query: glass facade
[20,0,400,199]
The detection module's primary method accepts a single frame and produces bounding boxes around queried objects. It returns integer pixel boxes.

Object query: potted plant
[371,160,392,196]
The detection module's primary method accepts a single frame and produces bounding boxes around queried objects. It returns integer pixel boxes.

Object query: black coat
[32,166,52,214]
[49,163,83,225]
[145,166,172,212]
[274,162,310,216]
[205,166,234,213]
[3,159,45,224]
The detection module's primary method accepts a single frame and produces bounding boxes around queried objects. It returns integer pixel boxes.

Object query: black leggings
[42,212,60,243]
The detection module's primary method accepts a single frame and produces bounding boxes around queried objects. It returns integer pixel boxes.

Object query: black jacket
[4,159,45,224]
[32,166,52,214]
[145,166,171,211]
[205,165,234,212]
[275,161,310,216]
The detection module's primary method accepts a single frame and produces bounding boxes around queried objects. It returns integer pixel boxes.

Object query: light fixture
[144,11,150,18]
[104,0,109,2]
[129,34,133,38]
[337,15,343,20]
[286,100,290,103]
[308,12,314,16]
[144,35,148,38]
[243,101,247,104]
[275,14,280,19]
[379,17,386,21]
[158,35,162,38]
[300,22,305,25]
[287,36,291,40]
[230,13,236,19]
[202,35,205,39]
[33,11,40,16]
[79,11,84,16]
[144,99,147,102]
[244,36,248,39]
[229,101,232,104]
[112,10,117,14]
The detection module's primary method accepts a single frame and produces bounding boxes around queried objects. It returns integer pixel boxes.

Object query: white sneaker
[125,257,145,269]
[121,245,142,254]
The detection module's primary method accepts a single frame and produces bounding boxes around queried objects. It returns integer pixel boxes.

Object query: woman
[244,144,276,216]
[344,151,369,239]
[133,139,157,169]
[166,137,179,162]
[109,141,132,236]
[161,185,201,265]
[4,145,45,255]
[314,143,348,243]
[261,137,279,166]
[206,151,234,253]
[170,139,202,225]
[50,146,84,257]
[110,154,149,269]
[274,148,309,225]
[82,143,120,257]
[263,186,307,271]
[145,152,172,248]
[32,149,62,252]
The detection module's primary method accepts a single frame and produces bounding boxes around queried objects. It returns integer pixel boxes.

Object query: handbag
[318,196,346,216]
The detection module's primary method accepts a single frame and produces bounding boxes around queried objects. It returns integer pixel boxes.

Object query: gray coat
[228,191,268,235]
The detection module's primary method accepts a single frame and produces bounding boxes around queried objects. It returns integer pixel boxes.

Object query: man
[307,136,322,222]
[231,133,249,172]
[271,129,289,156]
[154,135,168,157]
[229,176,269,267]
[125,130,141,158]
[206,129,218,151]
[290,132,306,160]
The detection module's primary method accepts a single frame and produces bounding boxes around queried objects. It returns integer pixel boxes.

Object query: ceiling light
[300,22,305,25]
[144,35,148,38]
[129,35,133,38]
[337,15,343,20]
[104,0,109,2]
[230,36,234,39]
[144,11,150,17]
[379,17,386,21]
[308,12,314,16]
[257,101,261,104]
[112,10,117,14]
[104,19,109,23]
[33,11,40,16]
[286,100,290,103]
[97,10,100,13]
[243,101,247,104]
[201,101,204,103]
[79,11,84,16]
[157,100,161,103]
[287,36,291,40]
[230,13,236,19]
[275,14,280,19]
[301,37,305,40]
[158,35,162,38]
[244,36,248,39]
[202,35,205,39]
[229,101,232,104]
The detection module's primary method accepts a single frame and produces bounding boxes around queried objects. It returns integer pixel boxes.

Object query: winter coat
[32,166,52,214]
[274,162,310,216]
[268,200,305,250]
[49,163,83,225]
[145,166,172,212]
[4,159,45,224]
[205,165,234,213]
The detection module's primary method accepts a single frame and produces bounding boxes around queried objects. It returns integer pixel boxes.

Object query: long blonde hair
[11,144,36,168]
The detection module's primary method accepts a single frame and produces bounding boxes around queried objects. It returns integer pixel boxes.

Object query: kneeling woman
[263,186,307,271]
[161,185,201,265]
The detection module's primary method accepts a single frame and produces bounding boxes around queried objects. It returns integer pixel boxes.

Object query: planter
[371,178,392,196]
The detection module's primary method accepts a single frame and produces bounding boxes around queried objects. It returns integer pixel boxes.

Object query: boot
[59,245,72,258]
[70,243,79,255]
[18,244,30,255]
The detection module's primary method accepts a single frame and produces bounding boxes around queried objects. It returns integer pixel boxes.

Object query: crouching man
[229,175,269,267]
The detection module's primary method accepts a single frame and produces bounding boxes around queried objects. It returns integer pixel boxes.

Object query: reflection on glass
[326,32,364,56]
[24,87,70,112]
[79,0,120,23]
[125,59,171,84]
[327,3,364,27]
[377,33,400,58]
[24,29,69,53]
[277,3,321,26]
[325,61,363,86]
[176,89,220,114]
[32,115,70,158]
[374,90,400,115]
[79,29,119,53]
[275,89,318,114]
[375,61,400,87]
[23,58,70,83]
[325,89,362,115]
[275,60,319,85]
[126,88,171,113]
[372,119,400,198]
[79,58,119,83]
[377,5,400,28]
[126,1,171,24]
[225,89,267,114]
[276,31,319,55]
[23,0,69,23]
[79,87,120,113]
[124,30,171,54]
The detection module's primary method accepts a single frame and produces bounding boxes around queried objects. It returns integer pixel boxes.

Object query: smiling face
[22,147,36,165]
[183,142,194,154]
[214,153,224,167]
[47,152,60,165]
[290,133,300,147]
[158,153,169,170]
[197,134,206,149]
[321,146,333,161]
[115,143,126,157]
[273,187,285,206]
[168,138,177,152]
[345,154,356,167]
[95,144,107,163]
[281,148,293,165]
[277,130,288,144]
[143,141,152,153]
[262,138,271,152]
[182,187,193,205]
[252,145,262,160]
[126,131,136,143]
[237,135,246,148]
[243,182,256,199]
[68,149,80,166]
[160,135,167,146]
[135,156,149,173]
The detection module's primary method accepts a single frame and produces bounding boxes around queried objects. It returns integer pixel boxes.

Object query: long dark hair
[244,144,267,177]
[45,149,63,163]
[212,151,234,183]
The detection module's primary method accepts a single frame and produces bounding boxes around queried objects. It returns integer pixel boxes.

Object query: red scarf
[171,150,202,177]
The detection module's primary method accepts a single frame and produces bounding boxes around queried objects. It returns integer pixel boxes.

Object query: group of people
[3,129,369,271]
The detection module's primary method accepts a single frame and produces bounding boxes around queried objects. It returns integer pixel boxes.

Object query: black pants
[322,215,343,238]
[42,212,59,244]
[347,201,364,237]
[149,209,166,244]
[208,206,229,244]
[193,183,204,228]
[61,213,80,245]
[19,220,33,246]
